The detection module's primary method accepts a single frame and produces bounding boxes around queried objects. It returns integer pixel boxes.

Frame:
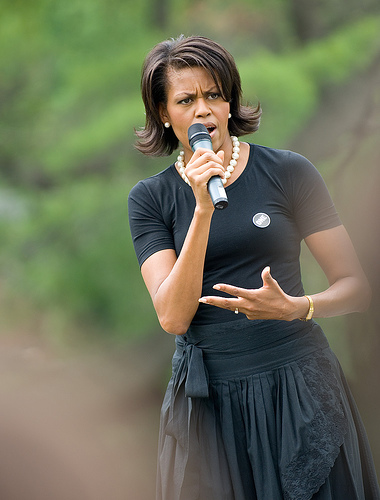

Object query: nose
[195,97,211,118]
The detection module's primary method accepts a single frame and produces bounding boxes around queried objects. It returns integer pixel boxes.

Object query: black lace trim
[282,350,349,500]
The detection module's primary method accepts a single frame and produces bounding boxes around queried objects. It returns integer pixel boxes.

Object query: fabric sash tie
[183,340,209,398]
[164,337,209,451]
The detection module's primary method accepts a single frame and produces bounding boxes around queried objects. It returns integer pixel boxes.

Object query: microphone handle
[187,123,228,210]
[190,138,228,210]
[208,176,228,210]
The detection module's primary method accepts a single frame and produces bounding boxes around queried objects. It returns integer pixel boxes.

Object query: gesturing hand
[199,267,303,321]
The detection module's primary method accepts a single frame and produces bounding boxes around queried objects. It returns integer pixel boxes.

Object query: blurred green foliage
[0,0,379,344]
[240,16,380,145]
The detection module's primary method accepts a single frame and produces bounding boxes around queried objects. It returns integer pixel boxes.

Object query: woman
[128,35,380,500]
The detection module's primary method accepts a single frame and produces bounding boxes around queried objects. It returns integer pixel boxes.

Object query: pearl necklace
[176,136,240,186]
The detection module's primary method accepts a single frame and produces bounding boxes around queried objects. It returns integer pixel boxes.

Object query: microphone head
[188,123,212,151]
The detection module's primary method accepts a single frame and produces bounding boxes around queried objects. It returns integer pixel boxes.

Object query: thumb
[217,150,225,162]
[261,266,274,287]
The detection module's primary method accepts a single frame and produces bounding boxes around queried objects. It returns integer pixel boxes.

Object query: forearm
[290,226,372,321]
[289,274,372,321]
[153,206,213,334]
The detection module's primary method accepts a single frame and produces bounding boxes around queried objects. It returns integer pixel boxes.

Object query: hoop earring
[164,122,170,128]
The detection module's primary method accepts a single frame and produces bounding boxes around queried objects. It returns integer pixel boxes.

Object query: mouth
[204,123,217,136]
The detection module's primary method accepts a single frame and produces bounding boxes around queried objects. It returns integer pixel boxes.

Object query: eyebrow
[173,87,219,99]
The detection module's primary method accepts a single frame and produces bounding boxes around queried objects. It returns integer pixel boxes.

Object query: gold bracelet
[299,295,314,321]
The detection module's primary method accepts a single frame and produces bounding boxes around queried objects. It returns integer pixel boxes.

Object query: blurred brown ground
[0,331,173,500]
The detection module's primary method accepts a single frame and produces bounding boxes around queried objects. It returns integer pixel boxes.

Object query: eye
[208,93,220,100]
[178,97,192,105]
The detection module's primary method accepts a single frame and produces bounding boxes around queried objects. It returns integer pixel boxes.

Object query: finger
[189,149,224,166]
[198,296,240,311]
[186,159,225,182]
[213,283,250,298]
[186,169,225,193]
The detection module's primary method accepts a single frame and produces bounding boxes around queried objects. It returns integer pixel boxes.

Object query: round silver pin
[252,212,271,228]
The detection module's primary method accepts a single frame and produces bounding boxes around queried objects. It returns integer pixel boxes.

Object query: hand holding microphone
[187,123,228,210]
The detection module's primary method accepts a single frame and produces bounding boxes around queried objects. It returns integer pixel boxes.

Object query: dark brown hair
[135,35,262,156]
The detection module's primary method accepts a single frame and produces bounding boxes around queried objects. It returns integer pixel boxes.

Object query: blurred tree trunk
[347,130,380,469]
[290,50,380,473]
[345,167,380,474]
[336,55,380,473]
[288,0,324,43]
[289,0,380,44]
[151,0,169,30]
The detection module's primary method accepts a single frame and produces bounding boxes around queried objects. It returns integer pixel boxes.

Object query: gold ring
[235,308,239,314]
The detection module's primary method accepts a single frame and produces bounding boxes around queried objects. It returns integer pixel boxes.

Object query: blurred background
[0,0,379,498]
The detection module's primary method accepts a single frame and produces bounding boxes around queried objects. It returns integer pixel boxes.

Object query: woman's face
[160,66,231,160]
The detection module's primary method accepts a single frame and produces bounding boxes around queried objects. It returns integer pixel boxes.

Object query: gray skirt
[156,318,380,500]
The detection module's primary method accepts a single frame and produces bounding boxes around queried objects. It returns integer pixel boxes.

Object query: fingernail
[213,284,221,290]
[198,298,207,303]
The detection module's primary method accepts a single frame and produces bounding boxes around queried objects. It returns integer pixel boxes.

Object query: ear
[158,103,169,124]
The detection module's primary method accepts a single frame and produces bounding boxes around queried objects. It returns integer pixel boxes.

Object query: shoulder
[128,165,175,203]
[251,144,313,169]
[250,144,321,182]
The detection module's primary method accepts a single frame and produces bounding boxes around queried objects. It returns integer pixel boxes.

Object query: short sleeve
[128,180,175,267]
[286,152,341,239]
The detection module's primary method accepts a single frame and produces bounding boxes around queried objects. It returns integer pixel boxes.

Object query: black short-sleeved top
[128,144,341,325]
